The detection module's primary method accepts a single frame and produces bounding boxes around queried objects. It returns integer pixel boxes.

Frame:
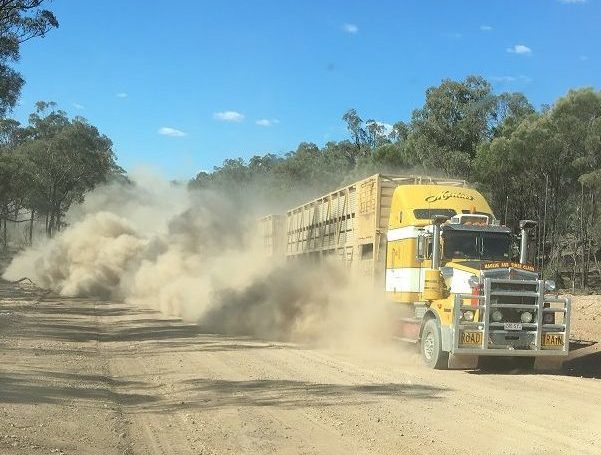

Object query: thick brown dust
[3,176,397,349]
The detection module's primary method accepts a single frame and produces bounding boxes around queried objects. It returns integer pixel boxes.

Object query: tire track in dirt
[2,283,601,455]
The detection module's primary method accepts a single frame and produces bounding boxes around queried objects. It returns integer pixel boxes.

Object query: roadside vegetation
[0,2,123,243]
[0,2,599,289]
[191,79,601,290]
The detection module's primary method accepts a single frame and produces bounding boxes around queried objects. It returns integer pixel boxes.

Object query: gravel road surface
[1,279,600,455]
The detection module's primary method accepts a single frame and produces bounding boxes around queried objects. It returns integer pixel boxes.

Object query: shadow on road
[1,288,295,352]
[0,372,448,412]
[135,378,448,413]
[466,339,601,378]
[16,316,291,353]
[562,339,601,378]
[0,278,452,416]
[0,370,159,407]
[1,278,302,360]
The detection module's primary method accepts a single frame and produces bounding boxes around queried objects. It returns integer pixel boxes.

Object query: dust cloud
[3,174,396,347]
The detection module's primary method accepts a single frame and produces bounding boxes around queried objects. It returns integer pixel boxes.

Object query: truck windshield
[443,230,511,261]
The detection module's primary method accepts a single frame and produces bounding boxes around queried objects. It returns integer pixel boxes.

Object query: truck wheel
[420,319,449,369]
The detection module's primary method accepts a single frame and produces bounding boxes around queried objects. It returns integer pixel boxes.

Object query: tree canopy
[0,0,58,117]
[191,77,601,289]
[0,103,124,241]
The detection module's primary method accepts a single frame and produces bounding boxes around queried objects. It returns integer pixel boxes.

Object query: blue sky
[11,0,601,179]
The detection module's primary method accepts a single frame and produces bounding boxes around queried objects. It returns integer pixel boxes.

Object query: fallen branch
[10,277,36,285]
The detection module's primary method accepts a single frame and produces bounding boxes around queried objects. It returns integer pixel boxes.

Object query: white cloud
[376,121,393,136]
[491,76,516,83]
[559,0,586,4]
[507,44,532,55]
[158,127,187,137]
[256,118,280,127]
[480,25,493,31]
[490,75,532,83]
[343,23,358,34]
[72,103,85,110]
[366,120,394,136]
[116,92,128,98]
[213,111,245,122]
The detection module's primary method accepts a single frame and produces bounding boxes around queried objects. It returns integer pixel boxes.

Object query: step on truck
[260,174,570,370]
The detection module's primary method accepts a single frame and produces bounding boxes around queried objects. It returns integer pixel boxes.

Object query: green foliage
[0,1,58,117]
[0,102,123,239]
[193,77,601,288]
[403,76,493,176]
[402,76,536,178]
[475,87,601,287]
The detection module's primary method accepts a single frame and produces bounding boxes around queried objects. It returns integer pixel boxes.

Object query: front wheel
[420,319,449,369]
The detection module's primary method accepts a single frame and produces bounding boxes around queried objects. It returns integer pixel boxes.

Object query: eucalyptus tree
[403,75,498,177]
[14,103,122,236]
[0,1,58,117]
[476,88,601,286]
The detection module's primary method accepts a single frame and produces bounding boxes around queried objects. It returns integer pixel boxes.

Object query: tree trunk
[2,216,6,251]
[542,174,549,273]
[592,191,599,283]
[55,207,61,232]
[29,209,35,245]
[594,252,601,283]
[571,238,577,293]
[580,184,586,289]
[48,211,54,238]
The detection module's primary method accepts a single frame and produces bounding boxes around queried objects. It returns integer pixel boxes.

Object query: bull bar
[451,278,571,356]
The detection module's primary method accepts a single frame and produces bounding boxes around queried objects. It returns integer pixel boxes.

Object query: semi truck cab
[386,183,570,369]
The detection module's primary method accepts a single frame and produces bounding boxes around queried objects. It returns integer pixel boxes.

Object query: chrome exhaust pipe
[519,220,537,264]
[431,215,449,269]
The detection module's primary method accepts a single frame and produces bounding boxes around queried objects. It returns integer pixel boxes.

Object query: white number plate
[504,322,523,331]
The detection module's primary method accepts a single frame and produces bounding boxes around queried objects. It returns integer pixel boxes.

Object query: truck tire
[420,318,449,369]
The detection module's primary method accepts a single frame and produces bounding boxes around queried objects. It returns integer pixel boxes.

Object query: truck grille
[452,277,571,357]
[489,280,538,328]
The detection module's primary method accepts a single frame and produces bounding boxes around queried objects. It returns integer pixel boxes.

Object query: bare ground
[1,279,601,455]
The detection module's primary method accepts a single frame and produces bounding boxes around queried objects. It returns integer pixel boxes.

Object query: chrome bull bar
[451,278,570,356]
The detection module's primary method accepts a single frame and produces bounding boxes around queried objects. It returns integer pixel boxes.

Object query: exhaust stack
[423,215,450,301]
[431,215,449,270]
[519,220,537,264]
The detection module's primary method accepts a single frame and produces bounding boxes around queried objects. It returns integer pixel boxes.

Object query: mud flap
[447,354,478,370]
[534,357,564,372]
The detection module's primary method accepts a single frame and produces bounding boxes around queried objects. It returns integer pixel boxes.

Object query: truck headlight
[492,310,503,322]
[520,311,533,323]
[544,280,556,292]
[462,310,474,321]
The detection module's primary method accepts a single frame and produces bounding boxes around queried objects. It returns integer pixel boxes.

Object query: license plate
[542,333,564,347]
[504,322,522,331]
[460,331,483,345]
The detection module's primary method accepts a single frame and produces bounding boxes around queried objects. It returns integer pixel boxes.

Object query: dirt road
[1,280,601,455]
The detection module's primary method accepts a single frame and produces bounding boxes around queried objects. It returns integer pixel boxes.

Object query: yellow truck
[261,174,570,369]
